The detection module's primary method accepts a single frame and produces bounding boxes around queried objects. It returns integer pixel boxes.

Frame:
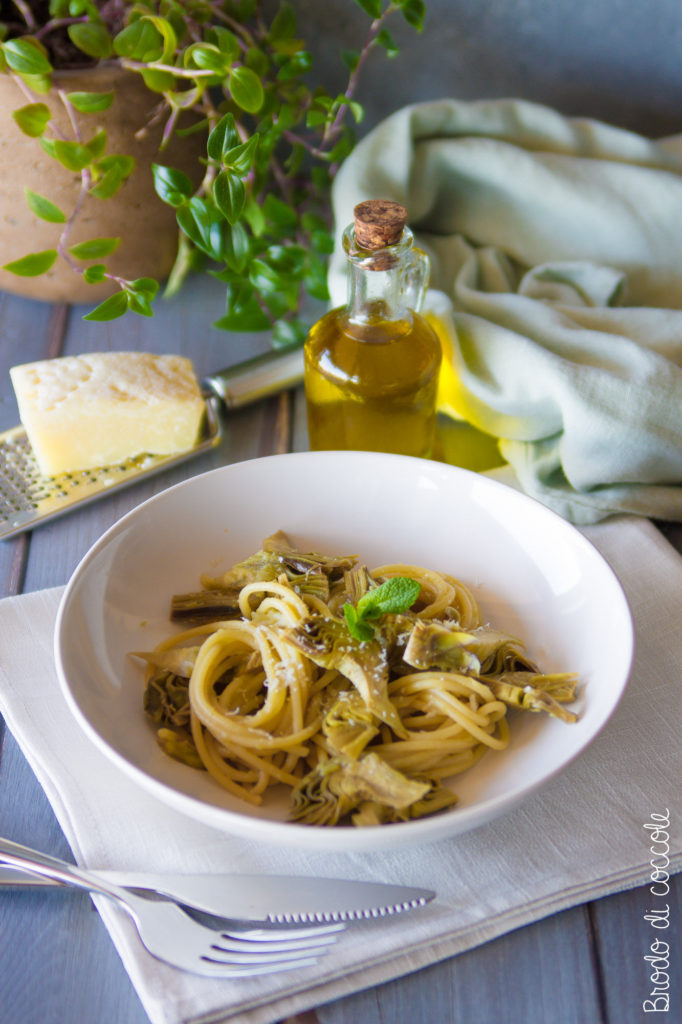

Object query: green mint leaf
[343,603,376,642]
[229,66,264,113]
[2,39,52,75]
[82,290,129,321]
[356,577,421,621]
[67,23,113,59]
[66,90,114,113]
[3,250,57,276]
[12,103,51,137]
[24,188,66,223]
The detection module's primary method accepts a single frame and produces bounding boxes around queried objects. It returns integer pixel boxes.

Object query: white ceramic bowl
[54,452,634,852]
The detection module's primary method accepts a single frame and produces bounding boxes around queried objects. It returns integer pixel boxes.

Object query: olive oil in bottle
[304,200,441,457]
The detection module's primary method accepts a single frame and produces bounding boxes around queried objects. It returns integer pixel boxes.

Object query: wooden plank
[590,873,680,1021]
[316,903,604,1024]
[0,730,149,1024]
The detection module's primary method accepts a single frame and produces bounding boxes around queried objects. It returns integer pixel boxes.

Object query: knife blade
[0,865,434,923]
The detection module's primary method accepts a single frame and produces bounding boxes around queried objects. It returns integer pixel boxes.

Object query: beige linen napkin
[0,514,680,1024]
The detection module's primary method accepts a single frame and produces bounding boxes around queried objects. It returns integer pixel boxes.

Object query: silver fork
[0,837,344,977]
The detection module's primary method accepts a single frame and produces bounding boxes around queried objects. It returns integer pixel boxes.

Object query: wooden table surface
[0,281,679,1024]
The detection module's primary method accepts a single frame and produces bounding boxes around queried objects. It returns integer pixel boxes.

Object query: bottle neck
[343,224,418,326]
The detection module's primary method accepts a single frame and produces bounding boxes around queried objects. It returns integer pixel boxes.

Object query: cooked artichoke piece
[286,614,405,736]
[143,671,191,728]
[156,727,204,770]
[291,752,431,826]
[343,564,374,606]
[483,672,579,722]
[403,619,481,674]
[262,530,356,578]
[351,782,458,826]
[322,690,380,759]
[403,620,539,675]
[131,646,200,677]
[170,588,242,624]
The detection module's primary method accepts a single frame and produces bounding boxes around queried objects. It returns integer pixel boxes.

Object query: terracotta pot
[0,63,204,304]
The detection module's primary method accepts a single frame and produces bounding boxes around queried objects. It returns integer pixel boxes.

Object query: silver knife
[0,864,435,923]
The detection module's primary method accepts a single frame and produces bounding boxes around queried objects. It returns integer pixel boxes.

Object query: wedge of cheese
[10,352,206,476]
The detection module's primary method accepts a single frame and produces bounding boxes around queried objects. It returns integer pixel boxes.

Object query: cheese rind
[10,352,205,476]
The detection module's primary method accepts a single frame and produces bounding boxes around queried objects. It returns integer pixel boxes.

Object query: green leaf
[304,253,330,302]
[343,577,421,641]
[68,237,120,259]
[206,26,240,62]
[90,155,135,199]
[86,129,107,159]
[83,290,129,322]
[2,39,52,75]
[176,198,223,260]
[129,277,160,298]
[125,288,155,317]
[207,113,240,161]
[228,66,264,113]
[223,135,259,176]
[375,28,399,58]
[24,188,66,223]
[113,20,163,62]
[397,0,426,31]
[357,577,421,620]
[213,283,271,332]
[272,318,307,349]
[353,0,382,17]
[343,604,375,643]
[213,170,245,225]
[17,72,52,94]
[83,263,107,284]
[222,221,250,272]
[12,103,51,138]
[263,194,298,229]
[185,42,229,73]
[140,67,176,93]
[151,163,193,205]
[68,23,113,59]
[141,15,177,63]
[243,197,266,237]
[341,48,360,72]
[66,90,114,113]
[3,250,57,276]
[53,139,93,172]
[269,2,298,39]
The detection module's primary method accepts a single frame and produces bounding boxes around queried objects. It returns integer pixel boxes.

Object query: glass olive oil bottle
[304,200,441,457]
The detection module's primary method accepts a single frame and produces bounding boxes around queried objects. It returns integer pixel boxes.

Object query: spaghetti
[137,531,579,827]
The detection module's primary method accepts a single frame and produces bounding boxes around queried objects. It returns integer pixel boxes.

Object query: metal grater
[0,346,304,541]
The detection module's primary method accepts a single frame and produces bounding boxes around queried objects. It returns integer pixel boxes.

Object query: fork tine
[210,932,340,954]
[222,921,345,941]
[194,956,319,978]
[203,943,330,965]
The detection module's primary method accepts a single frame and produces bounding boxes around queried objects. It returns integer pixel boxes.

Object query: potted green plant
[0,0,425,346]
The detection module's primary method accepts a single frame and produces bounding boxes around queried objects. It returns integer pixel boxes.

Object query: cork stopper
[353,200,407,250]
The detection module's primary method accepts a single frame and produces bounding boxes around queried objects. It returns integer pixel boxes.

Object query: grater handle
[203,346,304,410]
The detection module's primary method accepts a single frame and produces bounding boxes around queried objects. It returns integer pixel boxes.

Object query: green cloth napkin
[328,98,682,524]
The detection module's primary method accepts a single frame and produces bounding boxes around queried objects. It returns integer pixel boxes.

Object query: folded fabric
[329,98,682,524]
[1,511,681,1024]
